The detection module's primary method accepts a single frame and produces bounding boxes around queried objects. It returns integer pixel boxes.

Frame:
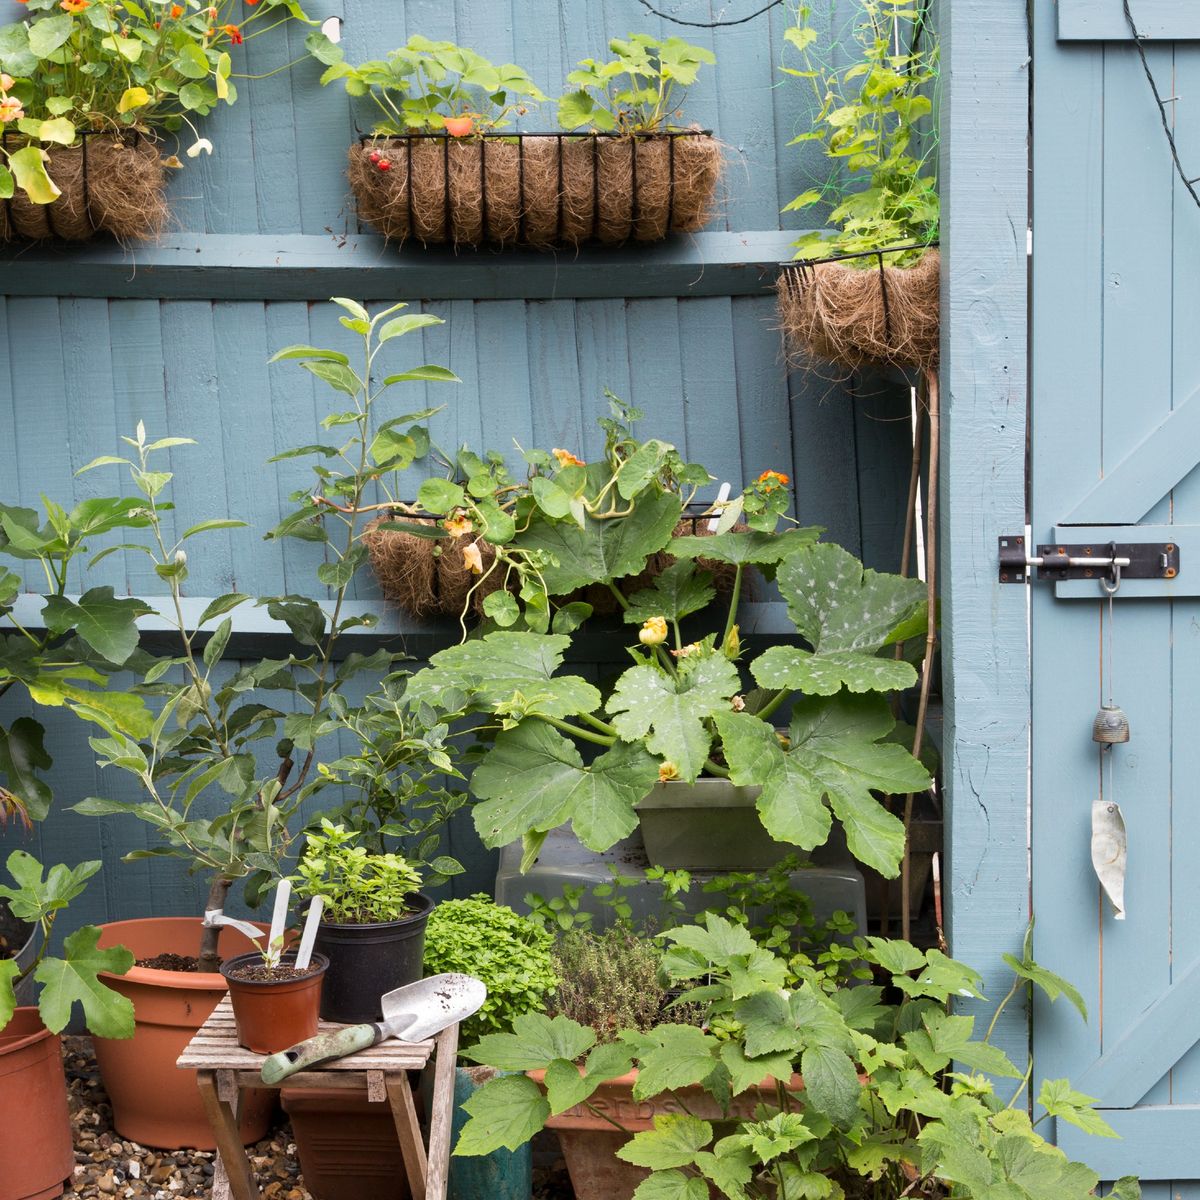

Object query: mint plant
[558,35,715,134]
[456,915,1139,1200]
[310,34,546,135]
[402,401,930,879]
[782,0,938,262]
[0,850,133,1039]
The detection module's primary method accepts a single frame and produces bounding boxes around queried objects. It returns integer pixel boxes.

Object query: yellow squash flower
[639,616,668,646]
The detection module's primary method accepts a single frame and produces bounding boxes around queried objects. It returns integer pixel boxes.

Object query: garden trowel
[260,973,486,1084]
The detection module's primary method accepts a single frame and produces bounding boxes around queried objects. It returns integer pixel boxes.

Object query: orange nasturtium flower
[552,448,584,469]
[755,469,790,491]
[60,0,90,13]
[443,511,474,538]
[0,96,24,123]
[170,4,184,15]
[222,22,243,41]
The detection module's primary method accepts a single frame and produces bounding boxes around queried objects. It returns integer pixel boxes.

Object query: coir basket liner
[776,248,940,373]
[0,132,167,243]
[348,131,722,247]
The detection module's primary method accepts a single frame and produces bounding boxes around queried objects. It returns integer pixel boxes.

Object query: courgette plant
[400,398,931,879]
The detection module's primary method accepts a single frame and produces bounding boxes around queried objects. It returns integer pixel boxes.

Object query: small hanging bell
[1092,704,1131,745]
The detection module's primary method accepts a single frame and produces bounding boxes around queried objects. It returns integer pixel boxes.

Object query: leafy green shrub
[551,926,703,1044]
[292,821,423,925]
[424,896,557,1046]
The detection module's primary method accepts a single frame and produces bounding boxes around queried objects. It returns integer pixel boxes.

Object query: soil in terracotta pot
[224,961,324,983]
[134,952,214,971]
[60,1037,577,1199]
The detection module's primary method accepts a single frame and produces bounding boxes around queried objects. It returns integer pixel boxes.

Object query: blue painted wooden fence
[0,0,915,928]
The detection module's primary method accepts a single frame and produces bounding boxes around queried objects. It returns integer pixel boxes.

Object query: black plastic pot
[313,894,434,1023]
[0,898,36,1007]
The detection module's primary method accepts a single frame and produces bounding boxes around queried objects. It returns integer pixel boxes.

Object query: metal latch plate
[998,536,1180,584]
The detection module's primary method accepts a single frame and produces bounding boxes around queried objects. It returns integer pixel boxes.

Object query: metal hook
[1101,543,1122,595]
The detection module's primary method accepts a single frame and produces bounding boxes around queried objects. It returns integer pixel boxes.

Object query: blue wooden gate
[1028,0,1200,1184]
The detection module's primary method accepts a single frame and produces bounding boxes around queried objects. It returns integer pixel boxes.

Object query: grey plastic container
[635,779,796,870]
[495,824,867,936]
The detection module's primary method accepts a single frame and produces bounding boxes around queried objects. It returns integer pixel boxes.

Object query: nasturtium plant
[0,0,312,202]
[457,913,1140,1200]
[782,0,938,263]
[400,398,929,878]
[558,34,715,134]
[0,850,133,1039]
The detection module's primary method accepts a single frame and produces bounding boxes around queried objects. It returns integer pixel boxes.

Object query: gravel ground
[63,1038,573,1200]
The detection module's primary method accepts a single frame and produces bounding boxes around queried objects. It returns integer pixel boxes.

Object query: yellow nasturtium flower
[462,542,484,574]
[639,616,668,646]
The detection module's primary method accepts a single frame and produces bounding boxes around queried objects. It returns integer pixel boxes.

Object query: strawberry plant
[310,34,546,134]
[558,34,715,134]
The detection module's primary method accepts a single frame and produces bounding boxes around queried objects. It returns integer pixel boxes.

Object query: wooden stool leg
[196,1072,262,1200]
[425,1024,460,1200]
[386,1075,428,1200]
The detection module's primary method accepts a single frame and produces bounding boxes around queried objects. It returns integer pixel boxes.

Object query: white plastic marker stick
[707,482,732,532]
[294,896,324,971]
[268,878,292,955]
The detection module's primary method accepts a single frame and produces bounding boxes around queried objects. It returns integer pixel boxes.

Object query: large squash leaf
[622,561,715,626]
[713,696,930,877]
[406,632,600,720]
[470,720,659,851]
[517,491,682,593]
[753,544,926,696]
[607,654,740,782]
[668,526,821,567]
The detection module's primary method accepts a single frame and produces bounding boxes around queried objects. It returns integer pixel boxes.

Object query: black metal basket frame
[356,128,716,246]
[0,128,143,240]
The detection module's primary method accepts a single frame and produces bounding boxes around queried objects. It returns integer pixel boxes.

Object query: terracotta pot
[220,952,328,1054]
[0,1008,74,1200]
[94,917,276,1150]
[529,1068,802,1200]
[281,1087,413,1200]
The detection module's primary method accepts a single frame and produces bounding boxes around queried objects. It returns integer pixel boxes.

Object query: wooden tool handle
[259,1022,383,1084]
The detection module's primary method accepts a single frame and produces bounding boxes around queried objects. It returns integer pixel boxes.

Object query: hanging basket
[363,511,742,623]
[347,130,723,248]
[0,132,168,243]
[776,248,941,373]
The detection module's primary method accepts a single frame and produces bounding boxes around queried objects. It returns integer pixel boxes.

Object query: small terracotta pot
[220,952,329,1054]
[0,1008,74,1200]
[529,1068,803,1200]
[94,917,276,1149]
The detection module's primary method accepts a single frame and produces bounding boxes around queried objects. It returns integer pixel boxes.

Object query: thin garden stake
[902,368,939,943]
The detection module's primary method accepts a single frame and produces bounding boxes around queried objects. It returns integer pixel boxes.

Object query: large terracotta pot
[0,1008,74,1200]
[94,917,275,1150]
[530,1069,801,1200]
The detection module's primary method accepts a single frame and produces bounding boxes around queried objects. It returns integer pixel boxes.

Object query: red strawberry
[377,159,391,171]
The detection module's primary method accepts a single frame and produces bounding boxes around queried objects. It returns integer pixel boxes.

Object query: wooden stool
[177,996,458,1200]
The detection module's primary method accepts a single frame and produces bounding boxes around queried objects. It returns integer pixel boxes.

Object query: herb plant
[0,850,134,1039]
[311,35,546,135]
[457,916,1139,1200]
[69,299,457,969]
[423,895,558,1045]
[0,0,312,201]
[558,34,715,134]
[403,399,931,881]
[292,821,422,925]
[782,0,938,263]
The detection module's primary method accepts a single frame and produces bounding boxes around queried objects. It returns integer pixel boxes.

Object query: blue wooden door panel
[1059,0,1200,42]
[1033,7,1200,1183]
